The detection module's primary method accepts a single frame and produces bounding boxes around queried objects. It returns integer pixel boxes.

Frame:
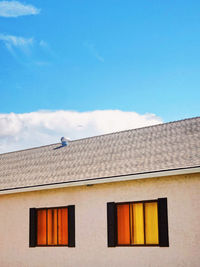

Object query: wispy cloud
[0,110,163,153]
[0,34,33,46]
[84,41,104,62]
[0,34,52,66]
[0,33,33,60]
[0,1,40,17]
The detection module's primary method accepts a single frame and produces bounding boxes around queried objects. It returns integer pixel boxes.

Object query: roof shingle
[0,117,200,191]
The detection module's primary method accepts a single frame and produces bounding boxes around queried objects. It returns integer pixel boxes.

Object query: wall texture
[0,173,200,267]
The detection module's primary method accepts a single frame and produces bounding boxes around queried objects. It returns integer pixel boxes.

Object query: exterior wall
[0,173,199,267]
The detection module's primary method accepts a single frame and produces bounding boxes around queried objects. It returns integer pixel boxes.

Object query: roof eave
[0,166,200,196]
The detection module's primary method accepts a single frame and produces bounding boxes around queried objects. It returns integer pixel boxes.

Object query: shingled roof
[0,117,200,192]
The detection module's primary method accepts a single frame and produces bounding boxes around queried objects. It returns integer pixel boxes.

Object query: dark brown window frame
[107,198,169,247]
[116,199,159,247]
[29,205,75,248]
[36,205,68,247]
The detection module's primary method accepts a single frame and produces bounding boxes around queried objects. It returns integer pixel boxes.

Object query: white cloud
[0,34,52,65]
[0,1,40,17]
[0,34,33,46]
[0,34,34,61]
[0,110,163,153]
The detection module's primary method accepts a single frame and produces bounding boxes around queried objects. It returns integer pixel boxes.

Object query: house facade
[0,117,200,267]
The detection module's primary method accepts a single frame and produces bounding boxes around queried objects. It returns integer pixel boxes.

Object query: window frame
[107,198,169,248]
[36,205,69,247]
[116,199,159,247]
[29,205,75,248]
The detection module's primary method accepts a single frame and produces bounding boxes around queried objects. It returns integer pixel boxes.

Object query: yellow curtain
[145,202,159,244]
[131,203,144,245]
[117,204,130,245]
[37,209,47,245]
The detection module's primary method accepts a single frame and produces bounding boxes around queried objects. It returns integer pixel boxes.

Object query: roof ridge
[72,116,200,142]
[0,116,199,156]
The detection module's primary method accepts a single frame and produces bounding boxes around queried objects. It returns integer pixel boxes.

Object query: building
[0,117,200,267]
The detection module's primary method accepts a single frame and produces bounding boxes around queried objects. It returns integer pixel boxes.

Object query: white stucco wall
[0,173,199,267]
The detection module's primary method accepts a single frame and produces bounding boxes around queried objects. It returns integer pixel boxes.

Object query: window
[29,205,75,247]
[107,198,169,247]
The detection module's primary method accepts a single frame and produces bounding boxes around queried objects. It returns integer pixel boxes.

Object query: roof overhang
[0,166,200,195]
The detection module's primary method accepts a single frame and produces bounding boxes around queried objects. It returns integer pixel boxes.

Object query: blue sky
[0,0,200,152]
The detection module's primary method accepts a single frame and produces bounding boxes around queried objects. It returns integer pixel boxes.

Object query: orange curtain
[117,204,130,245]
[47,209,53,245]
[58,208,68,245]
[131,203,144,245]
[53,209,58,245]
[145,202,159,244]
[37,209,47,245]
[47,209,58,245]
